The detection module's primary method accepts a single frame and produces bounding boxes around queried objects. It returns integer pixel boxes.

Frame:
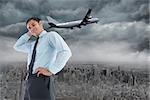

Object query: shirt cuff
[48,66,59,75]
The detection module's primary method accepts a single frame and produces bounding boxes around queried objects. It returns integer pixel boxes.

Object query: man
[13,17,72,100]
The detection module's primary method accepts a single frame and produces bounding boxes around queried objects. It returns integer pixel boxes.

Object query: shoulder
[46,31,62,39]
[47,31,59,36]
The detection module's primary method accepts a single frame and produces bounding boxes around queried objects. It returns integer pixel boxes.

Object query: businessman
[14,17,72,100]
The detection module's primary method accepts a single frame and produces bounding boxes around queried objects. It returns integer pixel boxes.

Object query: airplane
[46,9,99,29]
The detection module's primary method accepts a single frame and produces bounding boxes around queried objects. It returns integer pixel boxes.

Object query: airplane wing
[46,16,59,24]
[80,9,92,25]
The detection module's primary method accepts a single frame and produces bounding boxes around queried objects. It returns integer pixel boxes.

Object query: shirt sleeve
[13,33,31,53]
[47,31,72,74]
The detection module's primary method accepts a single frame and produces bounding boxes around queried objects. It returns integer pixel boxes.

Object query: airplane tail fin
[80,9,92,25]
[48,22,57,28]
[46,16,58,28]
[46,16,59,24]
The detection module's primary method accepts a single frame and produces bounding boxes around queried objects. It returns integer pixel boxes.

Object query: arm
[13,33,31,53]
[48,31,72,74]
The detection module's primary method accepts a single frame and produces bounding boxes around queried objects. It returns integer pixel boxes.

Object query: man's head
[26,17,44,36]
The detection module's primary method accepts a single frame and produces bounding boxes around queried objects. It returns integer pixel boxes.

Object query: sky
[0,0,149,67]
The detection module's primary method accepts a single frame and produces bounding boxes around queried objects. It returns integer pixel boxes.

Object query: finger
[35,68,40,73]
[35,67,42,72]
[37,71,42,77]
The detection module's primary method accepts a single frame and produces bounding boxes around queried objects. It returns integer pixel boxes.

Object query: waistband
[25,73,50,80]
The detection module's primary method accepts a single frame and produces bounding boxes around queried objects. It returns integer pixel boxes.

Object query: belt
[25,72,50,80]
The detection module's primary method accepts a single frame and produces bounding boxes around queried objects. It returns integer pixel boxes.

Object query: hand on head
[26,17,44,37]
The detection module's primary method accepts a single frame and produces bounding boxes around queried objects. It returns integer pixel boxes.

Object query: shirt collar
[39,30,47,38]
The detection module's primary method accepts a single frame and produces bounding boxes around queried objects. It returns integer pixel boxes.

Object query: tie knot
[37,36,39,39]
[36,36,39,42]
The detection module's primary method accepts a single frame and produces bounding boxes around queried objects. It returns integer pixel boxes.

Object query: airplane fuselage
[47,9,99,29]
[55,18,99,28]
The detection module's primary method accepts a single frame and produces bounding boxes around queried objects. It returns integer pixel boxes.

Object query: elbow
[13,43,27,53]
[65,48,72,58]
[13,44,21,52]
[68,49,72,58]
[59,49,72,58]
[13,43,18,51]
[13,42,21,51]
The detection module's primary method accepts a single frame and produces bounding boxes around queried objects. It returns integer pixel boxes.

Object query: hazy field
[0,62,149,100]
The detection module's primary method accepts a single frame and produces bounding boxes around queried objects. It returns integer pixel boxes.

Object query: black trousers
[24,74,56,100]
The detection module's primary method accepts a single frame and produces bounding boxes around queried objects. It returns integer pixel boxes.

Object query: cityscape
[0,62,149,100]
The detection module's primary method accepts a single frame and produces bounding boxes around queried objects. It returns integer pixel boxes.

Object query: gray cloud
[69,42,149,65]
[95,0,149,24]
[0,36,26,63]
[64,21,149,51]
[0,0,149,26]
[0,22,26,37]
[0,2,28,26]
[0,0,149,65]
[66,21,149,64]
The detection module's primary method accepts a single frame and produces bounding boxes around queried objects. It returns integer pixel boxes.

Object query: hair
[26,17,41,25]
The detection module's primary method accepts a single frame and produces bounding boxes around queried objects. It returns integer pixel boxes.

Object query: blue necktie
[28,36,39,75]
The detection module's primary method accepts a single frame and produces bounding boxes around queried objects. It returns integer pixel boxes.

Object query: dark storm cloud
[0,22,26,38]
[100,0,148,23]
[0,0,149,26]
[0,0,50,26]
[63,21,149,51]
[0,0,149,64]
[54,21,149,65]
[0,0,88,26]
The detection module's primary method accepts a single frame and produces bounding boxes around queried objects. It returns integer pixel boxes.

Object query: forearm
[48,50,72,74]
[47,31,72,74]
[13,33,31,53]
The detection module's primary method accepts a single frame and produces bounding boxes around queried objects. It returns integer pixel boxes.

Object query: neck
[35,29,44,37]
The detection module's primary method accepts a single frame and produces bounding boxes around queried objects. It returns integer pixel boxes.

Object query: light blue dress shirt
[14,30,72,74]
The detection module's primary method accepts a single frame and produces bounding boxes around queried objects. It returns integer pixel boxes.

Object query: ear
[39,21,43,26]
